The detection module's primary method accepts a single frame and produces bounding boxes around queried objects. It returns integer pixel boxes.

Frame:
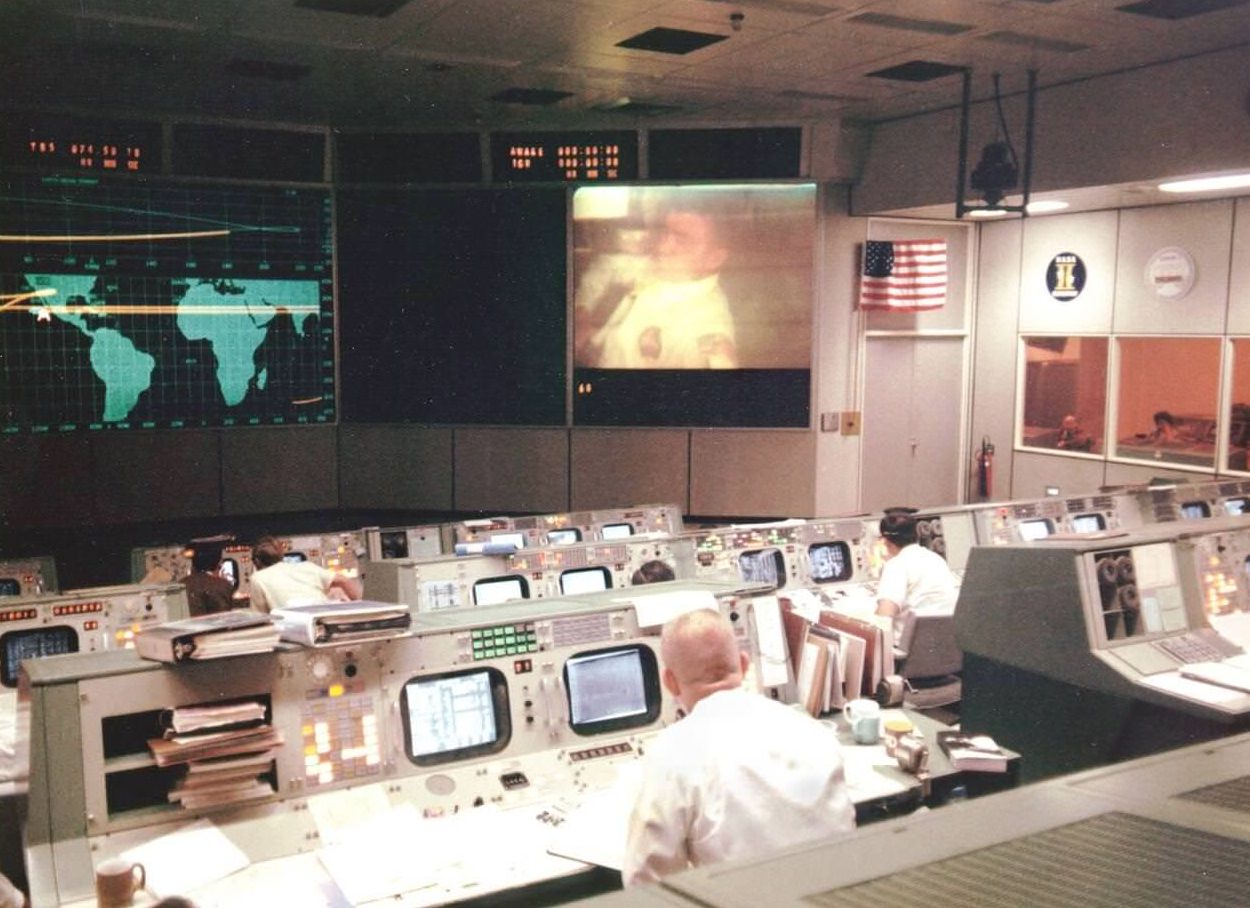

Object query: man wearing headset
[874,510,958,644]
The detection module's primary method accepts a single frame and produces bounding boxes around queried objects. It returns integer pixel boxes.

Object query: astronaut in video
[585,209,738,370]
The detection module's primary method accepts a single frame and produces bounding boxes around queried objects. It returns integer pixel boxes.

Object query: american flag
[859,238,947,311]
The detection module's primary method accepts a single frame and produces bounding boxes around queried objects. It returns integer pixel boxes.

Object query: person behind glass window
[1151,410,1179,443]
[1056,413,1092,451]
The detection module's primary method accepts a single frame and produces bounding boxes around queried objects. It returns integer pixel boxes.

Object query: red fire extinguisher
[976,435,995,499]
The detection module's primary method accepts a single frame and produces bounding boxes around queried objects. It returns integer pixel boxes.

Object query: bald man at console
[622,609,855,886]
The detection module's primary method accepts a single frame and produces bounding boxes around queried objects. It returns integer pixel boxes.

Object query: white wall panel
[1112,200,1232,335]
[1019,211,1117,335]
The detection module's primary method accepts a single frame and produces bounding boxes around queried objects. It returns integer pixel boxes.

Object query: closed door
[861,336,965,511]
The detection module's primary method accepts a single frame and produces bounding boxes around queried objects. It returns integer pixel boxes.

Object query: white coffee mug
[844,698,881,745]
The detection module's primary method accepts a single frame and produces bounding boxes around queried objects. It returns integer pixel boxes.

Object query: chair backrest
[900,612,962,679]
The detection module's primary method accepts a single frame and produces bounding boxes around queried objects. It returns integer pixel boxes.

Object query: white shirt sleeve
[621,761,691,886]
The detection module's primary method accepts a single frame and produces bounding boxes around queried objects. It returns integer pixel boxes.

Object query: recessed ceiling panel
[1116,0,1250,19]
[867,59,967,82]
[295,0,413,15]
[615,27,729,55]
[847,11,974,35]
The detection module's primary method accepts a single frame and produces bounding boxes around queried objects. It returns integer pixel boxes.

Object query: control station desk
[16,574,1007,907]
[591,729,1250,908]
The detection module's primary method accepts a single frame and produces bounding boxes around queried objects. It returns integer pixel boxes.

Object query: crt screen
[808,542,852,583]
[1225,498,1248,516]
[739,549,785,587]
[1019,519,1053,541]
[282,552,307,563]
[1182,502,1211,519]
[2,626,79,687]
[600,523,633,540]
[473,576,527,606]
[566,648,649,727]
[547,528,581,546]
[402,670,499,762]
[1070,514,1106,533]
[0,578,20,597]
[380,530,409,559]
[219,558,239,589]
[559,566,611,596]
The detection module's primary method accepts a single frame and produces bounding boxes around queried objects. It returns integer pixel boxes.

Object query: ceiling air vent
[294,0,413,16]
[1116,0,1249,19]
[615,27,728,55]
[867,60,967,82]
[489,87,574,106]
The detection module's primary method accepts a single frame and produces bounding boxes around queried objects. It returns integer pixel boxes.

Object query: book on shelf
[148,724,285,767]
[136,610,280,663]
[164,701,268,735]
[936,730,1010,773]
[271,600,411,646]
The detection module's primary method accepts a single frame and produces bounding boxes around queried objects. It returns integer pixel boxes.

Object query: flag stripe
[859,238,948,311]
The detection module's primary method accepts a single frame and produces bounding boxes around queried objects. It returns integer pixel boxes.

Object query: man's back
[623,687,855,885]
[249,560,333,613]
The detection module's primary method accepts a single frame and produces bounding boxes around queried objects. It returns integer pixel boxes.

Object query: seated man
[874,511,958,646]
[248,536,362,613]
[622,609,855,886]
[181,542,235,617]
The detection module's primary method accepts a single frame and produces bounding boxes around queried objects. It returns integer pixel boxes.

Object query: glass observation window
[1228,339,1250,472]
[1019,336,1108,455]
[1113,337,1220,468]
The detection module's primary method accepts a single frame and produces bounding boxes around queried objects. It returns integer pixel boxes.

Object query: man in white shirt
[622,609,855,886]
[875,511,958,643]
[248,536,361,614]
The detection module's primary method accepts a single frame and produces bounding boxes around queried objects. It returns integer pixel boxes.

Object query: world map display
[1,175,335,432]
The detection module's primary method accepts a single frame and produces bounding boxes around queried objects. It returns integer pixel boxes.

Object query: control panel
[22,581,779,906]
[453,503,684,549]
[0,582,188,688]
[131,531,365,602]
[0,555,59,597]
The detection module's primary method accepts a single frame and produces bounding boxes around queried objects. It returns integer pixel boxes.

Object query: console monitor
[472,575,529,606]
[219,559,239,590]
[739,548,786,588]
[808,541,853,583]
[563,645,661,736]
[1019,518,1054,541]
[399,667,511,766]
[380,530,409,559]
[0,579,20,597]
[2,627,78,688]
[1182,501,1211,519]
[1225,498,1248,516]
[547,529,582,546]
[1070,514,1106,534]
[559,566,612,596]
[282,552,307,564]
[601,523,633,540]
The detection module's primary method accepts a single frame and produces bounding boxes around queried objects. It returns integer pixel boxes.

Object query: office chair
[896,612,963,715]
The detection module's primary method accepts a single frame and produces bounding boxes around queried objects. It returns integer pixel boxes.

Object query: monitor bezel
[472,574,530,606]
[1,625,80,688]
[738,547,787,589]
[562,644,661,737]
[398,666,511,767]
[806,540,853,584]
[558,565,613,596]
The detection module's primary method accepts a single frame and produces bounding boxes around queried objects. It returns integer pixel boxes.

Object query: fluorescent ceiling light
[1025,199,1069,213]
[1158,173,1250,193]
[967,208,1007,218]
